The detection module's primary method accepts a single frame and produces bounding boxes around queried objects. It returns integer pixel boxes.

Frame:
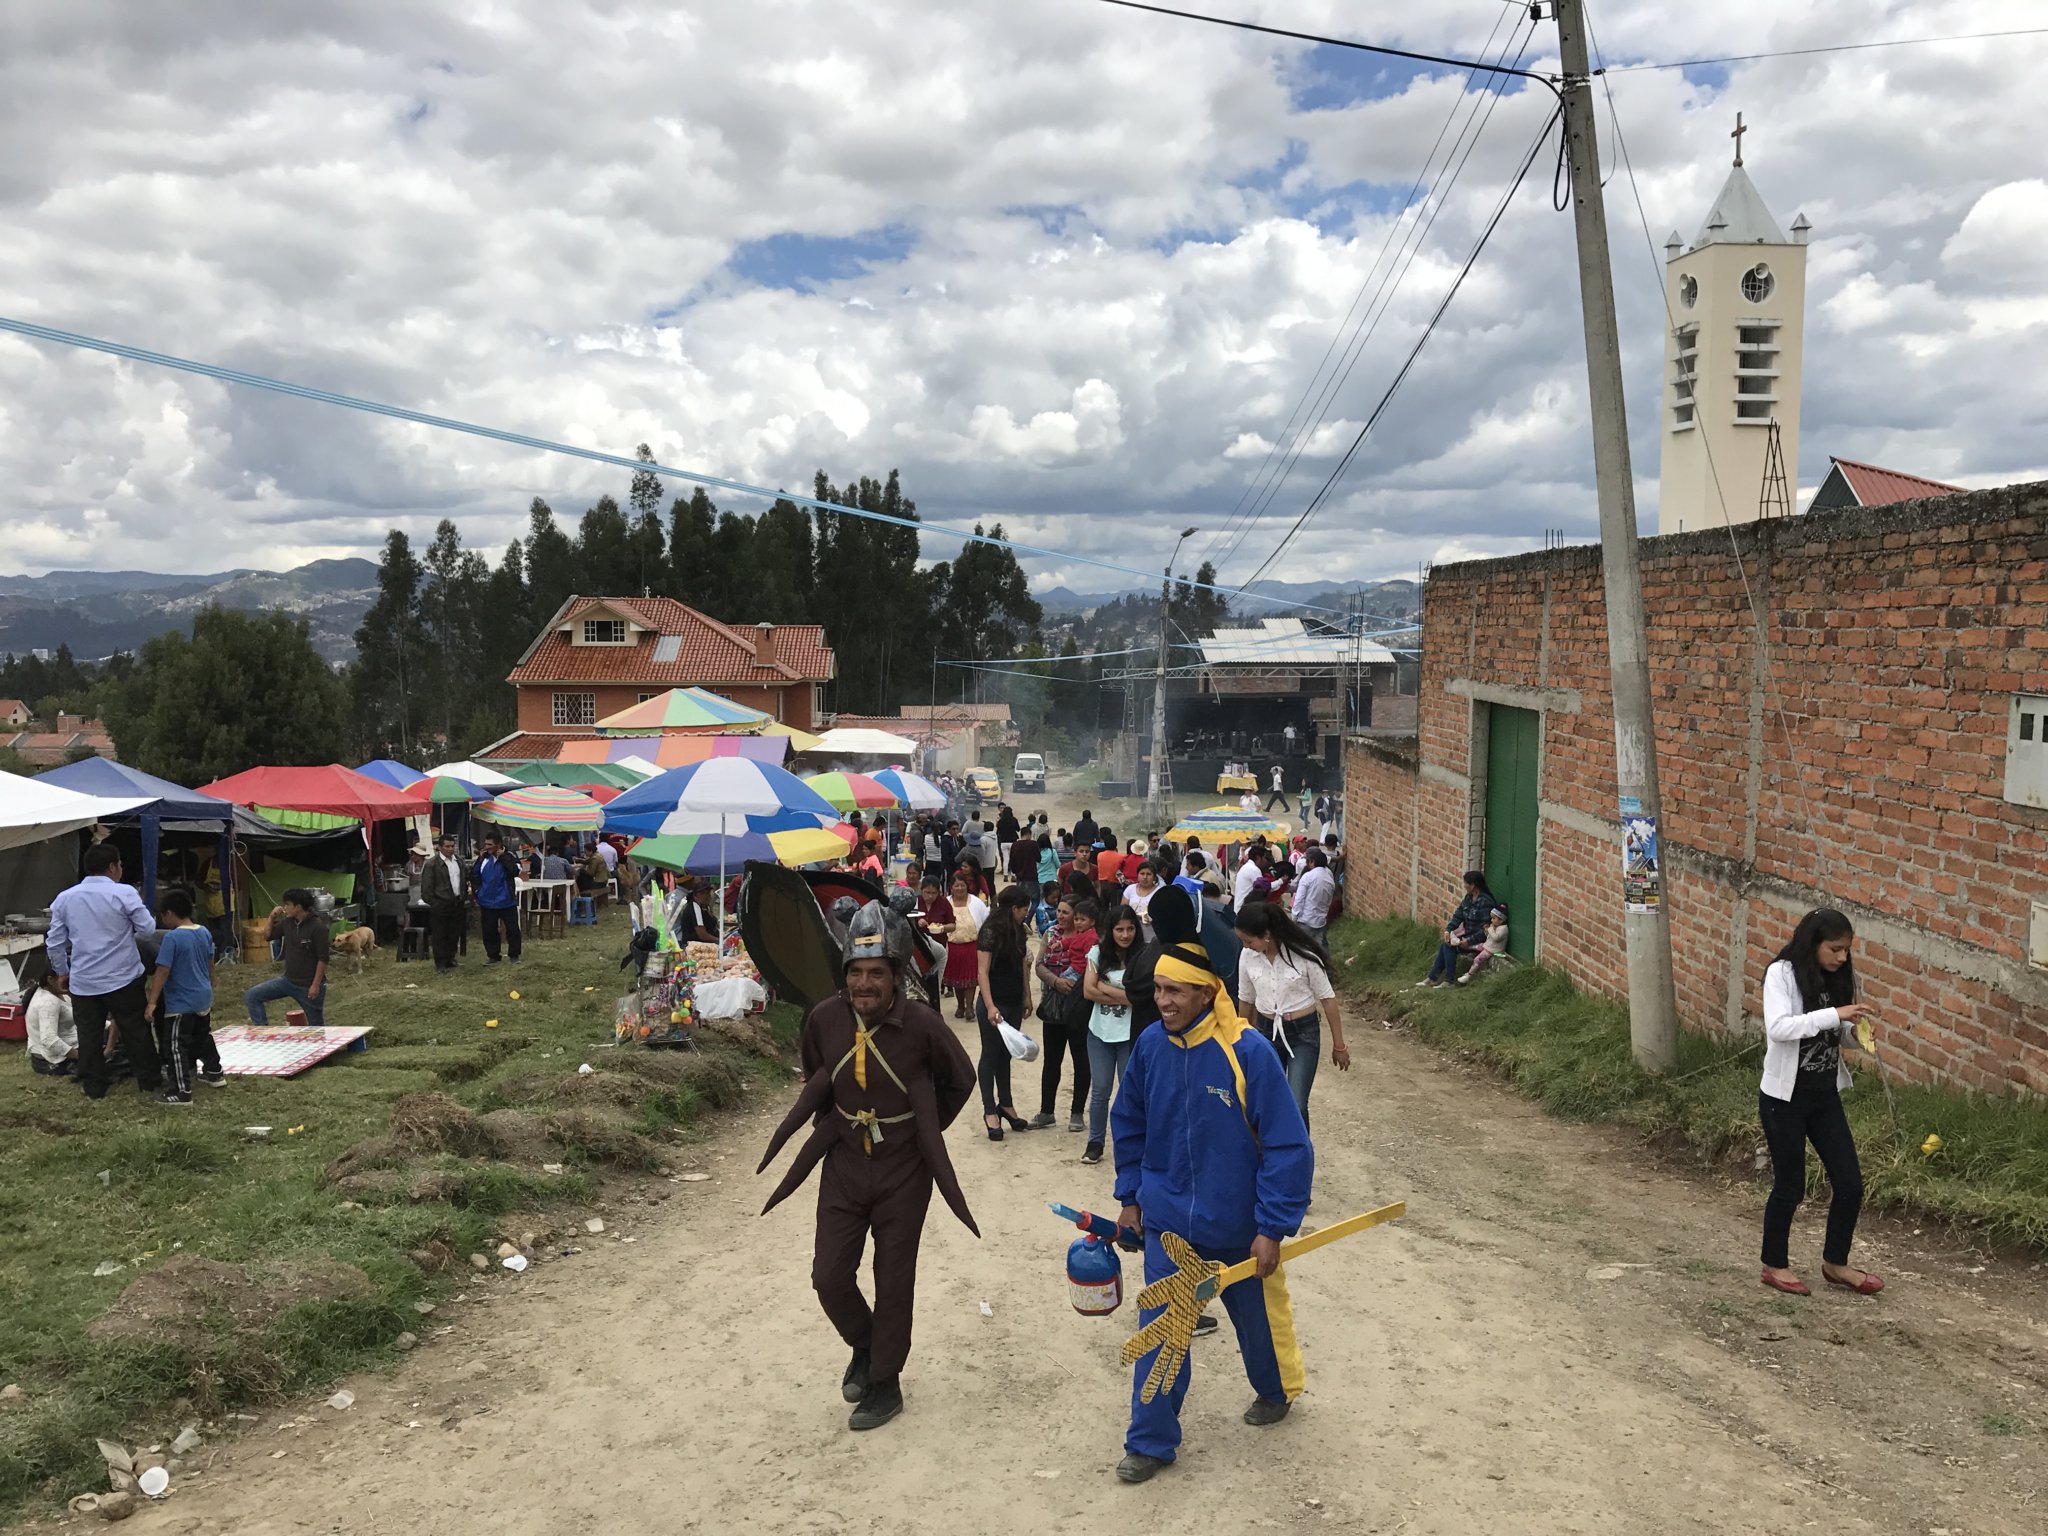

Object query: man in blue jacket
[472,835,523,964]
[1110,942,1312,1484]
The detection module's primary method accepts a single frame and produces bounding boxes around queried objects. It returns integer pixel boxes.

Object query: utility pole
[1552,0,1679,1072]
[1146,526,1197,833]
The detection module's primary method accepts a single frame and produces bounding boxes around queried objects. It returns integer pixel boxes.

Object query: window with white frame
[552,692,596,727]
[581,618,627,644]
[1671,325,1698,429]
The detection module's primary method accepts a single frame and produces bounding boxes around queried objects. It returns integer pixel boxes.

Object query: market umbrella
[421,759,520,790]
[801,771,897,813]
[630,820,850,876]
[570,784,624,804]
[355,759,425,790]
[869,768,947,812]
[1164,805,1294,844]
[404,775,493,804]
[594,687,771,735]
[480,785,605,832]
[602,759,839,941]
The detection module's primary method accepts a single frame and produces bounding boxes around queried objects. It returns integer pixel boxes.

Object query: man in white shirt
[1290,849,1337,948]
[1232,846,1285,913]
[596,838,619,875]
[1263,764,1288,812]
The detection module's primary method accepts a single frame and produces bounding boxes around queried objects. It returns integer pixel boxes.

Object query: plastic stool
[398,927,427,962]
[569,896,597,926]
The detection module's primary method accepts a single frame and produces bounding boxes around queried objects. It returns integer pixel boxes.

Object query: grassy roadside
[0,915,799,1522]
[1330,915,2048,1251]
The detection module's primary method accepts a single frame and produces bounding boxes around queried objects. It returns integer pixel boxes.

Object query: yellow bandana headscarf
[1154,943,1248,1040]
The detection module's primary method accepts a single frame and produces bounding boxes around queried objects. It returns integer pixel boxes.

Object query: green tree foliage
[351,530,427,758]
[110,607,350,785]
[0,746,33,777]
[1168,559,1231,638]
[927,522,1044,665]
[668,487,718,608]
[810,470,926,714]
[524,498,578,622]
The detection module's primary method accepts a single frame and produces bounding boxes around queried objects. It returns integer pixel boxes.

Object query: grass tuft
[1333,915,2048,1252]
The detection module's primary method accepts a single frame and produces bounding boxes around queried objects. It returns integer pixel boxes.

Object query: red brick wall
[1345,480,2048,1097]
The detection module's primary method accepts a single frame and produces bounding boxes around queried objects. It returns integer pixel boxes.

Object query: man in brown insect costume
[757,901,978,1429]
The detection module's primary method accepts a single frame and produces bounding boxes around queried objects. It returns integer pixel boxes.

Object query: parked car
[964,766,1002,804]
[1012,752,1046,793]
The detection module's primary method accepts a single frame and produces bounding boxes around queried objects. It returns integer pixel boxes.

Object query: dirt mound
[540,1111,663,1170]
[87,1255,372,1350]
[328,1168,406,1203]
[320,1135,403,1187]
[699,1015,780,1060]
[497,1069,647,1111]
[389,1092,505,1158]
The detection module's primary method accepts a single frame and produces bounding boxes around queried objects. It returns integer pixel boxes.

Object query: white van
[1013,752,1046,793]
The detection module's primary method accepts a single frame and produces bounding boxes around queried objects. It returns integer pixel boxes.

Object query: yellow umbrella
[1164,805,1294,844]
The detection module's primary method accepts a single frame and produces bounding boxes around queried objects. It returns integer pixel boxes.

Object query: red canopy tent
[197,765,423,822]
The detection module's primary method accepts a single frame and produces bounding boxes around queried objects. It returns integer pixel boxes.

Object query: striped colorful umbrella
[403,774,493,804]
[601,758,838,838]
[480,785,605,831]
[868,768,946,812]
[801,771,897,813]
[594,687,771,735]
[630,820,849,875]
[1163,804,1294,844]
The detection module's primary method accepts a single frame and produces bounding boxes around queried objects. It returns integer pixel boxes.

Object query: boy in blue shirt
[1109,941,1312,1484]
[145,891,221,1104]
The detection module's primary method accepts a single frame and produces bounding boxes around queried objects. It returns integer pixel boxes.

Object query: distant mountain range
[1037,576,1420,620]
[0,558,379,664]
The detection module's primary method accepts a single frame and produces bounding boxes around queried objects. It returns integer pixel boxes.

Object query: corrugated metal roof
[1828,457,1965,509]
[1198,618,1397,667]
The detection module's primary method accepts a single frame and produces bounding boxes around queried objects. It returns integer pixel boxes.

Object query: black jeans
[479,904,522,961]
[74,978,157,1097]
[1038,990,1092,1119]
[976,998,1017,1117]
[156,1011,219,1095]
[428,899,465,970]
[1759,1089,1864,1269]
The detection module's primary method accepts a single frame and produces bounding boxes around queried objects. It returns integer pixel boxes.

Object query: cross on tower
[1731,112,1747,167]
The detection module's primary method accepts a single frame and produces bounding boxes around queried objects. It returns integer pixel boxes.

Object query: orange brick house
[501,596,835,747]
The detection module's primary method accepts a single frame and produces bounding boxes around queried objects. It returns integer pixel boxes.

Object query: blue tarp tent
[355,759,424,790]
[34,759,237,912]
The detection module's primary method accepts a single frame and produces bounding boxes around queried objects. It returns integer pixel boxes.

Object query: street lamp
[1146,527,1198,830]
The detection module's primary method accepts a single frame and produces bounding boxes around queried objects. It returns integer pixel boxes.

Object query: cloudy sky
[2,0,2044,599]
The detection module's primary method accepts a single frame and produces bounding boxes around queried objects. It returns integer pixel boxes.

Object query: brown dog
[331,925,379,970]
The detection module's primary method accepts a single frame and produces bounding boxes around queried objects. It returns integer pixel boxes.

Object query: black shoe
[1000,1110,1030,1131]
[152,1090,193,1108]
[198,1071,227,1087]
[81,1084,107,1101]
[841,1348,871,1405]
[1029,1112,1057,1129]
[1115,1453,1167,1484]
[1192,1313,1220,1337]
[1081,1142,1104,1165]
[1243,1397,1291,1426]
[484,957,501,966]
[848,1375,902,1431]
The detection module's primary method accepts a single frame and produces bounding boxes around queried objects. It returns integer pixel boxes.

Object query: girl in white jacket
[1757,909,1882,1297]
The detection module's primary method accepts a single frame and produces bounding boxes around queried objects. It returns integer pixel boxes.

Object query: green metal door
[1484,705,1540,962]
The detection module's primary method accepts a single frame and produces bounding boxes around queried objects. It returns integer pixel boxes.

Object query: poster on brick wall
[1620,797,1661,913]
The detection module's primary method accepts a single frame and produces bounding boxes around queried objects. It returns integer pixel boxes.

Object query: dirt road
[107,1014,2045,1536]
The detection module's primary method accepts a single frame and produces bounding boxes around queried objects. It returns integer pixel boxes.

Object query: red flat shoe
[1824,1269,1884,1295]
[1759,1268,1810,1296]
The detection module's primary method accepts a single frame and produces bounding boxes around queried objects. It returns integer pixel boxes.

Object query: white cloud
[0,0,2043,594]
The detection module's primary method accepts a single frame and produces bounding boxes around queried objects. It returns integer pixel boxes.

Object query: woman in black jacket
[1418,871,1497,988]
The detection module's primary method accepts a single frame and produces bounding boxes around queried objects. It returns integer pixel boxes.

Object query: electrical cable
[0,314,1344,619]
[1235,103,1565,590]
[1602,27,2048,74]
[1207,15,1540,580]
[1194,3,1525,574]
[1094,0,1561,99]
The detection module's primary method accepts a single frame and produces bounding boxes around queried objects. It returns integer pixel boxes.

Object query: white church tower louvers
[1656,116,1809,534]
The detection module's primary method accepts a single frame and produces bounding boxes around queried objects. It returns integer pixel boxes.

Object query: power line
[1208,14,1539,578]
[1602,26,2048,74]
[1237,104,1566,589]
[1194,3,1526,573]
[1093,0,1561,99]
[0,314,1343,619]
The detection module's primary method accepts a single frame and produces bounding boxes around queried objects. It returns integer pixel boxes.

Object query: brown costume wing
[904,1074,979,1237]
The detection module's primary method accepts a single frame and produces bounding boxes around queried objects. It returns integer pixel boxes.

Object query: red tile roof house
[3,714,116,767]
[0,699,29,729]
[495,597,836,755]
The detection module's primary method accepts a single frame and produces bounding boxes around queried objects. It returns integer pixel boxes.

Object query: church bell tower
[1656,115,1809,534]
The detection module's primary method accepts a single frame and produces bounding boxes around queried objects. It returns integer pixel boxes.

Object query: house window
[1740,263,1775,303]
[582,618,627,644]
[552,692,595,727]
[1671,327,1697,430]
[638,692,657,703]
[813,683,827,720]
[2007,695,2048,810]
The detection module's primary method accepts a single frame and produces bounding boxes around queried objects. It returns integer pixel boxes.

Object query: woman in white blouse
[1758,909,1881,1297]
[1121,862,1162,943]
[1232,900,1348,1129]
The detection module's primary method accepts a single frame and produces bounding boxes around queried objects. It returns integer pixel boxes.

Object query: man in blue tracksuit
[1109,941,1313,1484]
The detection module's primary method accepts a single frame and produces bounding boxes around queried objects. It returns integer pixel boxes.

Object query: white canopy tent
[422,759,520,789]
[808,727,919,758]
[0,770,150,855]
